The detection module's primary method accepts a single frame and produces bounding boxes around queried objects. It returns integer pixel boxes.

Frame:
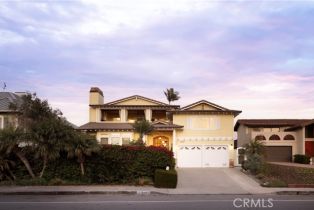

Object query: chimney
[89,87,104,105]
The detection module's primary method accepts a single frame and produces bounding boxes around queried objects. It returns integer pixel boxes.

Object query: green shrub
[242,153,264,175]
[15,178,48,186]
[294,154,310,164]
[154,169,177,188]
[48,178,65,186]
[5,145,174,185]
[262,178,288,187]
[264,163,314,185]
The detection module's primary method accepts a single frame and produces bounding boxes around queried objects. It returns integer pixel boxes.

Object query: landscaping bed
[258,163,314,188]
[0,145,175,186]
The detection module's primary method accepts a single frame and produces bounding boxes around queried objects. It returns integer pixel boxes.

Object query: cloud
[1,0,314,125]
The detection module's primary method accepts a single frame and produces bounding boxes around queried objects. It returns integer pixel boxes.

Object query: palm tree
[164,88,180,104]
[244,139,265,156]
[66,134,99,176]
[32,118,73,178]
[0,127,35,178]
[132,120,154,144]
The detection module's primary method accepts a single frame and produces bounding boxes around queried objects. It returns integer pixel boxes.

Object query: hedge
[5,145,175,185]
[294,154,310,164]
[154,169,177,188]
[263,163,314,185]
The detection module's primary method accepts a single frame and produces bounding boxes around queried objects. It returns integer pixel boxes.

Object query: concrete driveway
[168,168,268,194]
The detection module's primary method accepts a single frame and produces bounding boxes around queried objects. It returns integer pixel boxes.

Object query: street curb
[0,190,166,196]
[276,191,314,195]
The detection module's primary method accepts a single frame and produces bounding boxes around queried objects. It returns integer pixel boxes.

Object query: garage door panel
[177,145,229,168]
[265,146,292,162]
[177,146,202,168]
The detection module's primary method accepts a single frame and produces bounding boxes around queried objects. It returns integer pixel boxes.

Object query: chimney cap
[90,87,103,96]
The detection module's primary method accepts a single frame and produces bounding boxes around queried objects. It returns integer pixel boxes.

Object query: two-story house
[234,119,314,163]
[78,87,241,168]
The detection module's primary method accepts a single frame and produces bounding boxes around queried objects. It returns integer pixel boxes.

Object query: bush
[261,178,288,187]
[15,178,48,186]
[264,163,314,185]
[294,154,310,164]
[154,169,177,188]
[5,145,174,185]
[242,153,264,175]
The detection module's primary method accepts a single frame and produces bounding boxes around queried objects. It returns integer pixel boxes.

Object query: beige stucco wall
[89,107,98,122]
[237,125,252,147]
[89,92,104,105]
[237,125,304,156]
[173,114,235,162]
[188,104,218,111]
[173,114,234,137]
[115,98,159,106]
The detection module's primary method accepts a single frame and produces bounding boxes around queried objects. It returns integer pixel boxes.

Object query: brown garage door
[265,146,292,162]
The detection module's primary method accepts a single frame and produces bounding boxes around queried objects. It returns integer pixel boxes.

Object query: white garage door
[177,145,229,168]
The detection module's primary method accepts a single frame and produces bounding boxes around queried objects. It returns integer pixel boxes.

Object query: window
[100,137,109,144]
[101,110,120,121]
[253,128,261,132]
[269,134,280,141]
[122,137,130,145]
[255,135,266,141]
[186,117,220,130]
[111,137,120,145]
[0,116,3,129]
[284,134,295,140]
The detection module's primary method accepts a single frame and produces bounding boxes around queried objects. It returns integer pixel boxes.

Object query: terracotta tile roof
[77,122,183,131]
[234,119,312,131]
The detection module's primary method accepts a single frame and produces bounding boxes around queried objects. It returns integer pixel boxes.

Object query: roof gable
[180,100,229,111]
[105,95,168,106]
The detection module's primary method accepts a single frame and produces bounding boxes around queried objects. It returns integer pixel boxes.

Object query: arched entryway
[153,136,169,149]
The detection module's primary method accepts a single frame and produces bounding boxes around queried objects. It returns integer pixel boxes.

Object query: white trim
[0,115,3,129]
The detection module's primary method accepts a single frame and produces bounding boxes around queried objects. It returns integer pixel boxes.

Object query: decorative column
[173,129,177,159]
[145,109,152,122]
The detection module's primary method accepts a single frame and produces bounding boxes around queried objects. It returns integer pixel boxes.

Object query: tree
[244,139,265,156]
[242,139,266,174]
[164,88,180,104]
[0,154,16,181]
[0,127,35,178]
[132,120,154,145]
[9,93,72,178]
[66,134,99,176]
[31,118,73,178]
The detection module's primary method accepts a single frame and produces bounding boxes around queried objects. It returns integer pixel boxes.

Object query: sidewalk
[0,185,314,195]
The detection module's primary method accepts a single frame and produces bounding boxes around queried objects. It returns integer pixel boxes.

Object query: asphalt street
[0,194,314,210]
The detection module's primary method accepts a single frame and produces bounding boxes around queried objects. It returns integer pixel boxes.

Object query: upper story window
[187,117,220,130]
[152,110,167,122]
[252,128,262,132]
[255,135,266,141]
[127,110,145,122]
[305,124,314,138]
[284,134,295,140]
[269,134,280,141]
[101,110,120,122]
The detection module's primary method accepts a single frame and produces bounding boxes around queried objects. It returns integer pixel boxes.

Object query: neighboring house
[0,92,24,129]
[78,87,241,168]
[234,119,314,163]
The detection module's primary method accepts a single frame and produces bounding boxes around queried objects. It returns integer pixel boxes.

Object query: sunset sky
[1,0,314,126]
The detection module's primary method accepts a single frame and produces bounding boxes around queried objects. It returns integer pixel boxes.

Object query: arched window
[284,134,295,140]
[269,134,280,140]
[255,135,266,141]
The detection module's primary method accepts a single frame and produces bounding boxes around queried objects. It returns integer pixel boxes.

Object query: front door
[153,136,169,149]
